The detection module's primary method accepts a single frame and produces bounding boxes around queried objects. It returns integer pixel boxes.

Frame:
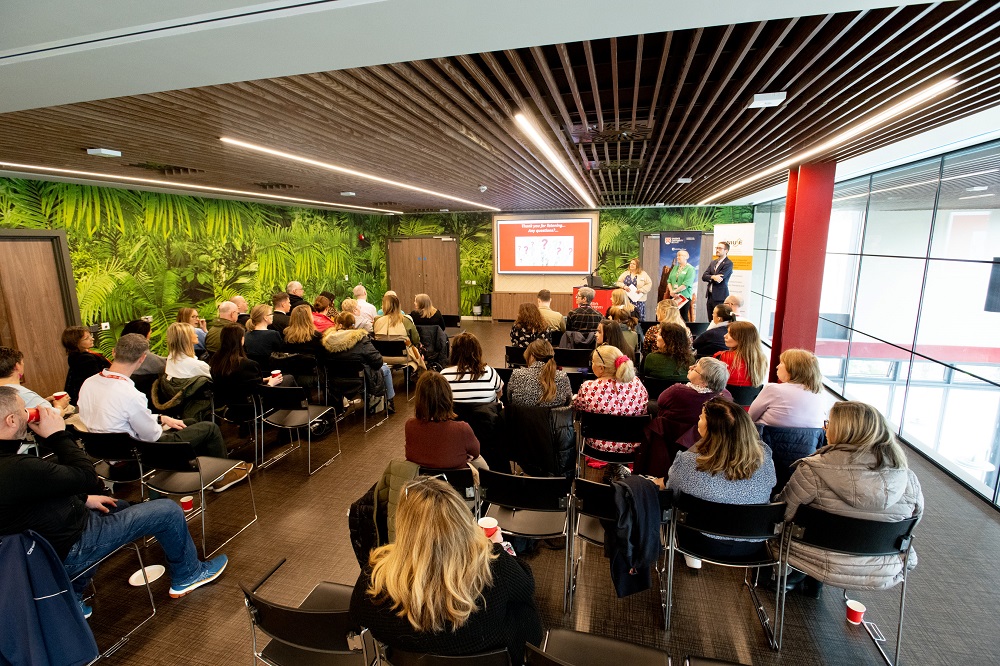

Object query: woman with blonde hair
[375,293,422,371]
[165,322,211,380]
[749,349,827,428]
[411,293,445,330]
[509,302,547,348]
[715,321,767,387]
[572,345,648,457]
[604,288,635,318]
[666,397,776,567]
[282,304,324,356]
[243,304,284,368]
[643,300,690,354]
[177,307,207,353]
[508,338,571,407]
[778,401,923,593]
[349,477,542,662]
[615,257,652,320]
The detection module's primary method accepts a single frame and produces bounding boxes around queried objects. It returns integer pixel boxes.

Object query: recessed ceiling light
[86,148,121,158]
[440,208,449,212]
[747,92,787,109]
[340,191,356,197]
[676,178,693,184]
[514,112,597,209]
[966,185,988,192]
[701,78,958,204]
[655,202,665,207]
[958,193,995,200]
[220,137,499,211]
[0,160,404,214]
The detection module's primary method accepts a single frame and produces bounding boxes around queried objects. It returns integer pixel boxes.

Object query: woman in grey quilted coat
[779,401,923,590]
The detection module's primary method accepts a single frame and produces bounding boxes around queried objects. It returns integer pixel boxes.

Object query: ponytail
[592,345,636,384]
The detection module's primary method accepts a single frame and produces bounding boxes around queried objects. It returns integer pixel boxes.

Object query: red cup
[478,517,499,539]
[846,600,866,625]
[52,391,69,402]
[26,407,40,423]
[180,496,194,512]
[271,370,281,378]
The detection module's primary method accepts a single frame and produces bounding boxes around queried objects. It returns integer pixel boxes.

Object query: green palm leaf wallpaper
[0,177,750,355]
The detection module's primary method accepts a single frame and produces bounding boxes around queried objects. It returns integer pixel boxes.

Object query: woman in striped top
[440,333,503,404]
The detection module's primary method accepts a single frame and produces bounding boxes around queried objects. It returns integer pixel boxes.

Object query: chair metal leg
[205,462,258,558]
[745,567,781,650]
[306,412,340,476]
[665,520,676,631]
[846,547,909,666]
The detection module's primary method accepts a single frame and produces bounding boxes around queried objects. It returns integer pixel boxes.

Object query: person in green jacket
[666,250,696,320]
[642,323,695,381]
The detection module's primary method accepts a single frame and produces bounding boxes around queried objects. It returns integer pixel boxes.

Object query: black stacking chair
[781,505,919,665]
[554,348,593,371]
[549,330,564,348]
[640,376,684,401]
[324,359,388,433]
[757,425,826,493]
[271,353,321,401]
[506,345,527,368]
[240,558,377,666]
[391,648,510,666]
[726,384,763,406]
[135,440,257,558]
[256,385,339,475]
[564,371,590,394]
[372,337,414,401]
[685,321,710,337]
[419,466,479,515]
[442,314,462,329]
[495,366,513,402]
[479,470,573,611]
[528,628,671,665]
[77,430,145,493]
[667,492,786,650]
[576,412,651,472]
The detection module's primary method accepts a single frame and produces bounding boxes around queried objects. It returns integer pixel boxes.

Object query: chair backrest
[640,376,683,401]
[372,338,407,357]
[525,644,572,666]
[324,359,366,380]
[578,412,652,445]
[257,385,311,411]
[554,347,593,369]
[564,371,591,394]
[78,430,142,461]
[442,314,462,328]
[271,353,318,377]
[239,583,358,653]
[135,440,199,472]
[479,469,571,512]
[419,467,477,501]
[495,367,513,402]
[725,384,763,406]
[673,491,785,540]
[548,330,564,348]
[685,321,709,337]
[391,648,510,666]
[573,478,617,521]
[505,345,526,367]
[789,504,918,556]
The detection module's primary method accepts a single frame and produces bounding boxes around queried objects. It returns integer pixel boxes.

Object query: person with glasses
[349,476,542,664]
[637,356,733,478]
[177,307,208,354]
[702,241,734,321]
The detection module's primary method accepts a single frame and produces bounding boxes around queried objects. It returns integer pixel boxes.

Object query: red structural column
[768,161,837,382]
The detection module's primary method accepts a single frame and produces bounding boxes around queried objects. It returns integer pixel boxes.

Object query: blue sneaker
[168,555,228,598]
[79,600,93,620]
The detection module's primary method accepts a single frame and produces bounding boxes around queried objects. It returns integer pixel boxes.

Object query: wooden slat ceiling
[2,0,999,213]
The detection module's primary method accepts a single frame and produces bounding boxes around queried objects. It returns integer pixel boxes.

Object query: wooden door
[0,232,80,397]
[387,237,460,316]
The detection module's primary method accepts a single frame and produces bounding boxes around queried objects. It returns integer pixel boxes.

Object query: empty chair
[442,314,462,329]
[416,324,449,370]
[548,330,564,348]
[495,366,513,402]
[256,385,339,474]
[553,348,593,370]
[564,371,590,394]
[726,384,763,407]
[505,345,527,368]
[77,430,144,490]
[640,375,684,402]
[270,353,320,400]
[419,466,479,514]
[757,425,826,493]
[685,321,709,337]
[530,628,671,666]
[504,404,575,479]
[240,559,376,666]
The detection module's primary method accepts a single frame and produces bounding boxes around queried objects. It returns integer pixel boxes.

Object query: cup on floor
[180,496,194,512]
[846,600,866,625]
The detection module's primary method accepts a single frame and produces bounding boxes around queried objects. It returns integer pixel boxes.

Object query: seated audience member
[339,298,368,332]
[749,349,828,428]
[244,304,285,368]
[441,333,502,404]
[666,397,777,568]
[0,387,228,611]
[596,318,634,360]
[404,372,485,469]
[0,347,72,430]
[643,323,694,381]
[509,303,548,348]
[536,289,565,332]
[282,304,325,357]
[604,288,635,318]
[62,326,111,404]
[78,334,249,491]
[121,320,166,377]
[411,293,446,330]
[608,307,641,354]
[311,295,336,333]
[349,477,541,663]
[706,295,743,330]
[269,293,292,335]
[286,280,307,311]
[210,325,284,410]
[566,287,602,333]
[572,346,648,458]
[323,312,395,414]
[778,401,923,595]
[374,293,422,372]
[177,308,207,354]
[383,291,415,322]
[643,300,689,354]
[353,284,378,331]
[694,304,736,358]
[639,357,733,477]
[507,339,571,408]
[165,323,212,380]
[714,321,767,387]
[231,295,250,326]
[320,291,339,317]
[206,301,239,353]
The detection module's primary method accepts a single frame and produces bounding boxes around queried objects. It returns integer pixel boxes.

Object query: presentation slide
[496,218,593,274]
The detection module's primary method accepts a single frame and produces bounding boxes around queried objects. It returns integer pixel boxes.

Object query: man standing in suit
[702,241,734,321]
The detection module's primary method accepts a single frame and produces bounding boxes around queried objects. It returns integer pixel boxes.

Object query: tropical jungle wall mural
[0,176,750,355]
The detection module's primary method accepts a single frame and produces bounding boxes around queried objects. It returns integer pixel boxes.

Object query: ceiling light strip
[0,160,404,214]
[699,79,959,205]
[220,137,500,211]
[514,113,597,209]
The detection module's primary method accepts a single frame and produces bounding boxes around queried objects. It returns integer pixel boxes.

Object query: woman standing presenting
[666,250,696,321]
[615,258,652,321]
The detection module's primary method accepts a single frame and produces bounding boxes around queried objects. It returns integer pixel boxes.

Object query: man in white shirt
[78,334,250,492]
[353,284,378,330]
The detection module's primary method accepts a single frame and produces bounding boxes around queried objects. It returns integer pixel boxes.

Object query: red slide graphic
[496,219,592,274]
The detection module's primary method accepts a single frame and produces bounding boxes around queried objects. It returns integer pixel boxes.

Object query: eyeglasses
[823,420,829,430]
[689,365,702,375]
[403,473,447,498]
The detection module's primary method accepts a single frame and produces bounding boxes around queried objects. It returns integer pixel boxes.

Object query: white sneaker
[684,555,702,569]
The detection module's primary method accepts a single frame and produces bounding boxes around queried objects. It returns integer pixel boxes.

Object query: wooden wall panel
[421,238,460,316]
[492,292,574,321]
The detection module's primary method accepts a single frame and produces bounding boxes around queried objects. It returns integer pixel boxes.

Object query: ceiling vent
[128,161,205,177]
[254,181,298,190]
[599,190,635,197]
[569,122,654,144]
[584,159,644,171]
[372,202,400,207]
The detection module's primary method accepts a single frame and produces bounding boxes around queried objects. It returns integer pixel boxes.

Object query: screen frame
[494,216,594,275]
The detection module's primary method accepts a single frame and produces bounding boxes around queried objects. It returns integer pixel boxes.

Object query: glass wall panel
[852,256,926,348]
[816,320,849,395]
[862,159,939,257]
[767,203,785,251]
[932,142,1000,262]
[753,202,772,249]
[843,330,908,427]
[828,176,869,254]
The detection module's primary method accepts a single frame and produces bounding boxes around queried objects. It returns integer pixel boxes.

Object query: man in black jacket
[286,280,307,311]
[701,241,734,321]
[270,292,291,335]
[0,387,228,615]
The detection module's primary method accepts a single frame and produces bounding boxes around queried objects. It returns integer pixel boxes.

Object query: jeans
[158,420,227,458]
[380,364,395,400]
[62,499,201,595]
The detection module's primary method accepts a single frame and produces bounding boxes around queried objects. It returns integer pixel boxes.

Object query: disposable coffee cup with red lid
[271,370,281,378]
[53,391,69,401]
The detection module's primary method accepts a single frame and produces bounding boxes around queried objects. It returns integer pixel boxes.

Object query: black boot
[387,398,396,414]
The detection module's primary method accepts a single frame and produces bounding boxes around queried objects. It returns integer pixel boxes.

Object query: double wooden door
[387,237,460,316]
